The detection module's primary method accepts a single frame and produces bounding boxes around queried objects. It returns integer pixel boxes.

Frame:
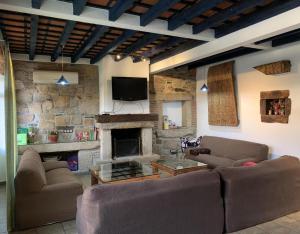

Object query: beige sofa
[15,149,83,229]
[186,136,269,168]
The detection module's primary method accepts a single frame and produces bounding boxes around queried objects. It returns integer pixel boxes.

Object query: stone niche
[150,67,197,156]
[14,60,99,141]
[260,90,291,124]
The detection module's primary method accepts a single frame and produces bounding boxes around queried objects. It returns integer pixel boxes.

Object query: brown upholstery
[217,156,300,233]
[76,170,224,234]
[15,149,83,229]
[186,136,269,168]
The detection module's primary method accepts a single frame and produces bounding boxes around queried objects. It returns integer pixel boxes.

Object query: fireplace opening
[111,128,142,158]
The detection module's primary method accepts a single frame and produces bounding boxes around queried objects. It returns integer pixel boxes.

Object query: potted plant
[48,130,58,143]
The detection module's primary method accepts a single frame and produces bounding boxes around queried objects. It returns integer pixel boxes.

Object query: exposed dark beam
[193,0,266,34]
[150,40,203,64]
[140,37,186,58]
[73,0,87,15]
[109,0,135,21]
[29,15,39,60]
[140,0,181,26]
[71,25,109,63]
[90,30,135,64]
[51,20,76,62]
[120,33,161,60]
[215,0,300,38]
[32,0,43,9]
[187,47,261,69]
[168,0,223,30]
[272,29,300,47]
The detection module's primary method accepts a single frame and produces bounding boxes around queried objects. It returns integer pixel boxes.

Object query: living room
[0,0,300,234]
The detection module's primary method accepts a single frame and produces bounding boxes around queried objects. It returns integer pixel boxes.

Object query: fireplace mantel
[96,114,158,123]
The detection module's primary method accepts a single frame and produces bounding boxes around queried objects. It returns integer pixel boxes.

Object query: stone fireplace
[96,114,158,161]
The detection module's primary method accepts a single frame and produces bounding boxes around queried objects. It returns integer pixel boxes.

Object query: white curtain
[2,41,17,232]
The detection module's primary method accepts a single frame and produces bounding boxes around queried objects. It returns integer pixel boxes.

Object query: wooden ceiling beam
[32,0,42,9]
[109,0,135,21]
[193,0,266,34]
[215,0,300,38]
[51,20,76,61]
[120,33,161,60]
[90,30,135,64]
[0,0,214,41]
[140,0,181,26]
[71,25,109,63]
[73,0,87,16]
[29,14,38,60]
[168,0,223,30]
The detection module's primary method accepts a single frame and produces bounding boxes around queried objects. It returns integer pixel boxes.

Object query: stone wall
[150,66,197,156]
[14,60,99,142]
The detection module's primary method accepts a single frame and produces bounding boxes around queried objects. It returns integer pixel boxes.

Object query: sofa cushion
[200,136,268,161]
[15,149,47,193]
[43,160,69,172]
[187,154,234,168]
[217,156,300,233]
[46,168,80,185]
[77,171,224,234]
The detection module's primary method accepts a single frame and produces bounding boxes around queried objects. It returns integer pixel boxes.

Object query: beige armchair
[15,149,83,230]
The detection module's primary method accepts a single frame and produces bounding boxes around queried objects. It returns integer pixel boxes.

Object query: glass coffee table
[90,160,160,185]
[151,156,208,176]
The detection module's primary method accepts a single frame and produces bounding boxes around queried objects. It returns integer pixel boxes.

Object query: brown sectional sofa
[186,136,269,168]
[15,149,83,229]
[77,170,224,234]
[217,155,300,233]
[77,156,300,234]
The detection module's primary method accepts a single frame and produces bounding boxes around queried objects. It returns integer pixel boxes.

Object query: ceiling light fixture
[56,45,69,86]
[115,54,122,60]
[200,83,208,92]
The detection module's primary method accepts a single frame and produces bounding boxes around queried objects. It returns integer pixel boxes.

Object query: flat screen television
[112,77,148,101]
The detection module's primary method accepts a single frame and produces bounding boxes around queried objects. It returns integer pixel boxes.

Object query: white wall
[97,55,150,114]
[197,42,300,158]
[163,101,183,127]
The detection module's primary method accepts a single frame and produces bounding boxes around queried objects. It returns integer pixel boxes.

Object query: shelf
[18,141,100,154]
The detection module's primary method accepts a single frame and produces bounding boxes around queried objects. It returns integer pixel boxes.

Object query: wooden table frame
[151,161,208,176]
[90,169,160,185]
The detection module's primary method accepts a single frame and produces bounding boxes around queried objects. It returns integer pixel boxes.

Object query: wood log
[254,60,291,75]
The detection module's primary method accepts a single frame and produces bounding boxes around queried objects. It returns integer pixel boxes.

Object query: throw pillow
[241,161,257,167]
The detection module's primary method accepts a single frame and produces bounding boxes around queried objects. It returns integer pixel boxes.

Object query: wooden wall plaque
[254,60,291,75]
[207,61,239,126]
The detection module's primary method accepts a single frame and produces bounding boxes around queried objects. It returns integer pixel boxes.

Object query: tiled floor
[1,175,300,234]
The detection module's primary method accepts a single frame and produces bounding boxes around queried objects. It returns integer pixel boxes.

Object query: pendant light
[56,45,69,86]
[200,83,208,92]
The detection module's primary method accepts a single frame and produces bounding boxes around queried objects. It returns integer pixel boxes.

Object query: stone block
[33,92,50,102]
[83,117,94,127]
[42,100,54,112]
[18,114,35,124]
[70,115,82,125]
[29,102,42,114]
[39,119,55,130]
[17,104,29,114]
[15,80,25,90]
[54,96,70,108]
[36,85,48,93]
[55,115,69,126]
[161,138,181,149]
[16,90,33,104]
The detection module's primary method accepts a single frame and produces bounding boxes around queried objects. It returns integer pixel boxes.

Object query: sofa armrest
[42,182,83,195]
[232,158,259,167]
[43,161,69,171]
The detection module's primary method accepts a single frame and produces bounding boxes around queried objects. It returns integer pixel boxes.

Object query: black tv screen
[112,77,148,101]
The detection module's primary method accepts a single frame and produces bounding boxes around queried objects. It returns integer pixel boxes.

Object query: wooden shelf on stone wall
[254,60,291,75]
[95,114,158,123]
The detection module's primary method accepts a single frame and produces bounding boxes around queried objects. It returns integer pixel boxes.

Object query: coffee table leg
[91,173,98,185]
[152,166,159,174]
